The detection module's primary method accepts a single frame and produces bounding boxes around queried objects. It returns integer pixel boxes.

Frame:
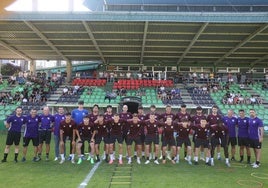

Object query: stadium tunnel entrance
[119,96,142,114]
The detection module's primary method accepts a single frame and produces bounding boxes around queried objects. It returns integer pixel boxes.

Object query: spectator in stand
[250,95,257,105]
[62,86,68,95]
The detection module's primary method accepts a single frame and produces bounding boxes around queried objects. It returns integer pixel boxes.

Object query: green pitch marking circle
[236,179,263,188]
[251,173,268,180]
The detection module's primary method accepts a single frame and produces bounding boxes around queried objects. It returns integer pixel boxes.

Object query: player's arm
[72,125,76,142]
[5,121,10,129]
[259,127,264,143]
[59,122,64,142]
[91,130,97,143]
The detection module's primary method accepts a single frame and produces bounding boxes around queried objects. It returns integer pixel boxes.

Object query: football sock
[60,154,64,160]
[163,156,166,160]
[3,153,8,160]
[209,157,213,163]
[14,153,18,160]
[240,155,243,161]
[119,154,122,160]
[247,156,251,163]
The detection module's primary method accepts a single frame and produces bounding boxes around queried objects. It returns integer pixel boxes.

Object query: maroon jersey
[88,113,98,123]
[127,120,144,139]
[145,112,162,121]
[161,113,176,121]
[207,114,222,126]
[161,122,177,141]
[192,124,210,140]
[176,112,191,122]
[138,114,146,121]
[60,120,76,137]
[176,123,192,139]
[108,119,126,136]
[119,112,133,120]
[191,114,207,125]
[104,112,113,121]
[94,121,109,138]
[77,122,94,138]
[210,125,229,138]
[144,121,162,137]
[120,112,132,134]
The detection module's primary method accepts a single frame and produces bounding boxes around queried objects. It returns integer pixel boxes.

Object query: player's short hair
[181,104,186,108]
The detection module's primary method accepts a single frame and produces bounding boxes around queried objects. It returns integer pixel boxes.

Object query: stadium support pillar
[66,61,72,83]
[29,60,36,75]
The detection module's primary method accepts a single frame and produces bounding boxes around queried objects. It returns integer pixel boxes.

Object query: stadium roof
[0,11,268,67]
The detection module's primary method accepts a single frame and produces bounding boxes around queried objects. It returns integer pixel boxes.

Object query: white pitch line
[78,161,102,188]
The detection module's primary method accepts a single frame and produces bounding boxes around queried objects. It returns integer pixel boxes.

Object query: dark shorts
[95,136,109,145]
[162,137,176,147]
[39,130,52,144]
[211,136,227,147]
[109,135,123,144]
[63,136,73,143]
[78,137,91,144]
[23,137,39,147]
[249,139,262,149]
[140,134,145,143]
[126,136,142,145]
[145,135,159,145]
[6,131,21,145]
[195,138,209,148]
[122,133,128,143]
[238,137,250,147]
[176,137,191,147]
[228,137,237,146]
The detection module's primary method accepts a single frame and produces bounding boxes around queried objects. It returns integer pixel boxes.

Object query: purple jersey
[248,117,263,140]
[222,116,237,137]
[24,115,40,138]
[7,115,26,133]
[39,114,55,130]
[237,117,249,138]
[54,114,65,136]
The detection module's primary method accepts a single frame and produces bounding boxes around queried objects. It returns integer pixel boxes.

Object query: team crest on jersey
[154,125,156,127]
[69,125,72,128]
[253,121,256,123]
[171,126,173,129]
[88,127,91,130]
[232,119,235,122]
[21,118,24,121]
[137,124,140,127]
[244,120,246,123]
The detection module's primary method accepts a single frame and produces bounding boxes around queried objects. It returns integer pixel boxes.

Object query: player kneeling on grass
[176,118,192,165]
[22,109,40,162]
[76,115,95,165]
[126,114,144,164]
[161,116,177,164]
[59,113,76,164]
[210,120,230,167]
[94,114,109,162]
[192,117,211,165]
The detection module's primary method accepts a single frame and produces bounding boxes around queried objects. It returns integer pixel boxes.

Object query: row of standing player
[1,102,264,168]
